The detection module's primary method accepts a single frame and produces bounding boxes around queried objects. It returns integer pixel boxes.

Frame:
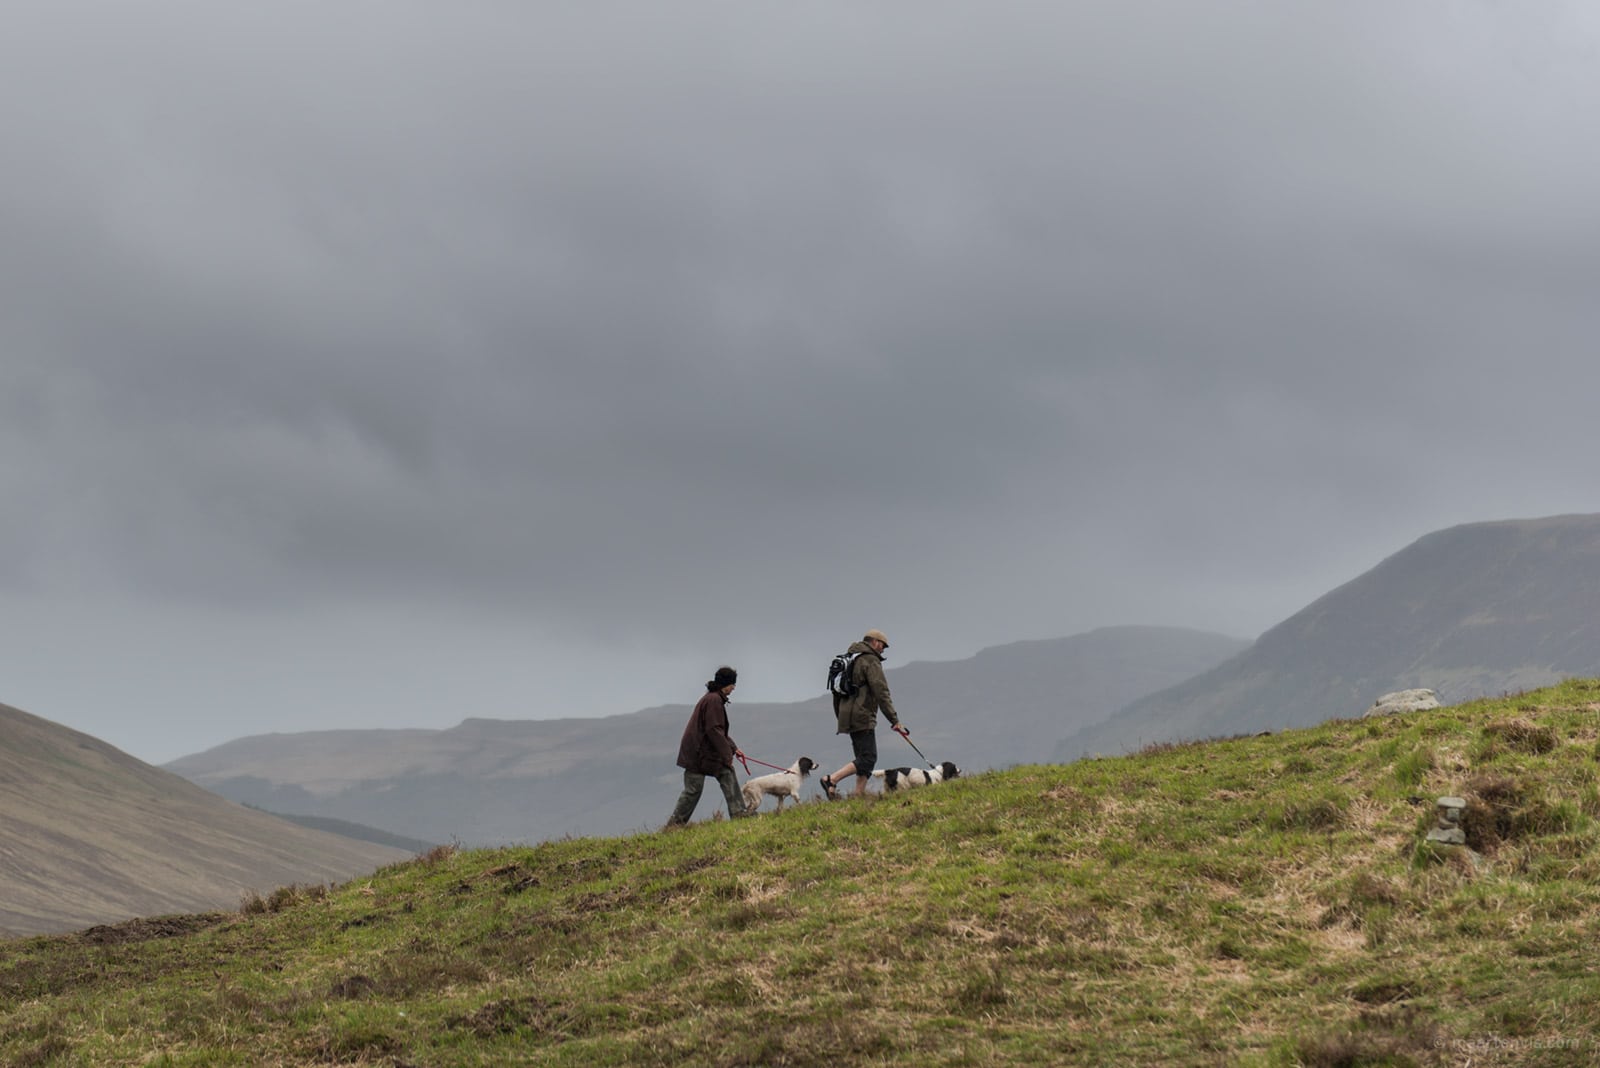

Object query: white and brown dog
[740,757,817,813]
[871,761,961,792]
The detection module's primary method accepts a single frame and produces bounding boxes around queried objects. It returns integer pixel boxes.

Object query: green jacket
[833,640,901,734]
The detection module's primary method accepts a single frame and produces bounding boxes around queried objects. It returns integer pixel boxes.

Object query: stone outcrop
[1363,688,1441,717]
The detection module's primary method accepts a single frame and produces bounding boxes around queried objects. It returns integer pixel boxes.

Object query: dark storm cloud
[5,1,1600,758]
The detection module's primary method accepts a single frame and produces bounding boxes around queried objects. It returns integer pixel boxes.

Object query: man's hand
[893,724,909,737]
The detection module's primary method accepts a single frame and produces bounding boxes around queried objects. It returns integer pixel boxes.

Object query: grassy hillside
[8,683,1600,1066]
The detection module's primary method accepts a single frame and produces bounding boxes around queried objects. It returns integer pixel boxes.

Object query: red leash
[736,753,791,776]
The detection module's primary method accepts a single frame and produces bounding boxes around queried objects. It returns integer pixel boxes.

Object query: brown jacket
[677,688,737,774]
[833,641,901,734]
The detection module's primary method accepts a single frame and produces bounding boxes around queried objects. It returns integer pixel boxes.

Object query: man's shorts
[849,729,878,776]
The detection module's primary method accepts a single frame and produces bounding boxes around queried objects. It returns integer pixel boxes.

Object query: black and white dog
[871,761,961,792]
[741,757,817,813]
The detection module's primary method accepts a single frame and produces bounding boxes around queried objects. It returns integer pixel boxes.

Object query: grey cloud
[4,2,1600,759]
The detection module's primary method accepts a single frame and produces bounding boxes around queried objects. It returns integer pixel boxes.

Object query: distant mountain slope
[0,702,413,937]
[244,808,439,854]
[167,626,1246,845]
[879,625,1248,770]
[1057,513,1600,758]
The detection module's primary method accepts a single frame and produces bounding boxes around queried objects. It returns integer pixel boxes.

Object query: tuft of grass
[240,882,329,916]
[1461,772,1588,854]
[1270,787,1351,832]
[1293,1008,1442,1067]
[1393,746,1435,789]
[1479,717,1559,756]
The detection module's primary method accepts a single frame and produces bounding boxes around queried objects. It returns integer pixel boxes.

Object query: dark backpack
[826,651,861,699]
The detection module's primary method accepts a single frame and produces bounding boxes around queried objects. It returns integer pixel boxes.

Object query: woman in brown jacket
[667,666,750,825]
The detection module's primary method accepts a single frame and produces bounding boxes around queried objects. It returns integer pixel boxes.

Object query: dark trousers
[668,767,745,825]
[850,729,878,775]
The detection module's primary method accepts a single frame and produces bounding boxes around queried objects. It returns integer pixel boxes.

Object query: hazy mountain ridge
[0,702,413,937]
[1057,513,1600,758]
[167,625,1248,844]
[243,807,439,854]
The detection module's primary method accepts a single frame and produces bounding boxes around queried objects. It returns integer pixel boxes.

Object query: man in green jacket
[820,629,910,800]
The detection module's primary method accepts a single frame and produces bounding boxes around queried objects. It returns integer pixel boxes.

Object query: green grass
[9,681,1600,1065]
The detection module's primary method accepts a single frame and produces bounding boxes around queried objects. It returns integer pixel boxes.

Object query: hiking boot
[819,775,839,801]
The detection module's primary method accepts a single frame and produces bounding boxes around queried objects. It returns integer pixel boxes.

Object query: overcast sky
[4,2,1599,763]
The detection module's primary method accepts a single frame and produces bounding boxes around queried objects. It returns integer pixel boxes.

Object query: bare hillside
[0,702,412,937]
